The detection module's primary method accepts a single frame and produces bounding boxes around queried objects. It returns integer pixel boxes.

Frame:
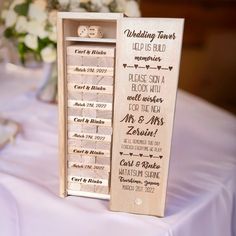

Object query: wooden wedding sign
[57,12,184,217]
[110,18,184,217]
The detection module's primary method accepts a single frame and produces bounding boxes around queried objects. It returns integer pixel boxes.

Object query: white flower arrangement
[1,0,140,64]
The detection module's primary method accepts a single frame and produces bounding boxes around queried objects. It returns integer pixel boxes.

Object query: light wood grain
[65,37,116,43]
[57,15,67,198]
[58,12,123,199]
[110,17,184,217]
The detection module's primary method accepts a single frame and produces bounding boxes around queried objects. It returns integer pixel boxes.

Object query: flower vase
[36,62,57,103]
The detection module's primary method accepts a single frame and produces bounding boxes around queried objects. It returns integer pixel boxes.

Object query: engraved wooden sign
[110,18,184,216]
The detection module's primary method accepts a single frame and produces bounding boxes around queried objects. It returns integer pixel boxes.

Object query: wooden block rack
[57,12,123,200]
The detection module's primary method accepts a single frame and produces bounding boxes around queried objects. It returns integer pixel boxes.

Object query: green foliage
[47,0,60,11]
[14,2,29,16]
[4,27,14,38]
[17,42,27,64]
[109,0,118,12]
[38,37,56,51]
[80,2,94,12]
[4,27,27,39]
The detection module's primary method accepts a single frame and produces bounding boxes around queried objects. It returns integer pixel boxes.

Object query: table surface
[0,63,236,236]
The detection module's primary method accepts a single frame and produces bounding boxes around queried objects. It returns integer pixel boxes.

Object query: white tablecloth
[0,64,236,236]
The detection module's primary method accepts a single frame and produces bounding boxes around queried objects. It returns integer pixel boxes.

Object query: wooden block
[68,155,96,163]
[95,157,110,166]
[67,75,114,86]
[68,116,112,127]
[97,126,112,135]
[67,65,114,77]
[97,94,113,103]
[68,131,112,142]
[96,110,112,119]
[67,124,93,133]
[68,100,113,111]
[68,143,111,158]
[67,44,115,58]
[67,83,113,94]
[67,55,83,66]
[68,168,109,179]
[68,183,109,195]
[68,162,110,171]
[67,55,115,69]
[68,176,109,187]
[95,142,111,151]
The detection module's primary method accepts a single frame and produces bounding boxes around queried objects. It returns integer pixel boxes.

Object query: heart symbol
[123,64,127,68]
[139,154,143,157]
[169,66,173,71]
[134,64,138,69]
[157,66,161,70]
[149,154,153,158]
[119,152,123,155]
[129,153,133,156]
[159,155,163,159]
[146,65,150,69]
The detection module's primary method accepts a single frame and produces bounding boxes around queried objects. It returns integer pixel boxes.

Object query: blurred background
[140,0,236,114]
[0,0,236,114]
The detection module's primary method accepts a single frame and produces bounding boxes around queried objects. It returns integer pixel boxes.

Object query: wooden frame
[57,12,123,199]
[58,12,184,217]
